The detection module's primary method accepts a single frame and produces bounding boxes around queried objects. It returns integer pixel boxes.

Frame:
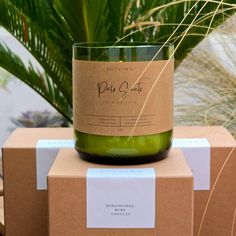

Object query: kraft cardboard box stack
[48,148,193,236]
[2,126,236,236]
[2,128,73,236]
[174,126,236,236]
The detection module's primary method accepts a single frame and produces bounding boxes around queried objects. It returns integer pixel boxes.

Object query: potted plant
[0,0,235,123]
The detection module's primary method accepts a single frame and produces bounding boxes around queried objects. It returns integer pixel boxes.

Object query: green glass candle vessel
[73,42,174,164]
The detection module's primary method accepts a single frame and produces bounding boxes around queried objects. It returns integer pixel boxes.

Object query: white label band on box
[173,138,211,190]
[86,168,156,228]
[36,139,74,190]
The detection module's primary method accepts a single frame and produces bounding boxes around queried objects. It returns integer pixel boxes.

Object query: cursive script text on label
[97,81,143,98]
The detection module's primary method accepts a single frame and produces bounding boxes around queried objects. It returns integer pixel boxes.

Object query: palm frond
[0,43,72,122]
[53,0,128,42]
[0,0,72,104]
[107,0,130,39]
[0,0,236,123]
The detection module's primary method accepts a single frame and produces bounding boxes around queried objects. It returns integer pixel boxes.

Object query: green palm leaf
[0,0,72,103]
[0,43,72,122]
[0,0,235,123]
[53,0,127,42]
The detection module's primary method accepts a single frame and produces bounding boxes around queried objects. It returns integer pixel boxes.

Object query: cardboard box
[48,148,193,236]
[174,126,236,236]
[2,128,73,236]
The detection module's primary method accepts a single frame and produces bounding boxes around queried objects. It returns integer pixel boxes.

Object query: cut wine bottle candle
[73,43,174,164]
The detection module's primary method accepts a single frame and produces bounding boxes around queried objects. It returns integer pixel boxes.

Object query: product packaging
[48,148,193,236]
[174,126,236,236]
[2,128,73,236]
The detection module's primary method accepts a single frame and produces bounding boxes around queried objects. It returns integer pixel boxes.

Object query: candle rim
[73,41,173,49]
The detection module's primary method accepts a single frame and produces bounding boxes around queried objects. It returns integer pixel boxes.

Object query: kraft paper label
[86,168,156,228]
[173,138,210,190]
[36,139,74,190]
[73,60,173,136]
